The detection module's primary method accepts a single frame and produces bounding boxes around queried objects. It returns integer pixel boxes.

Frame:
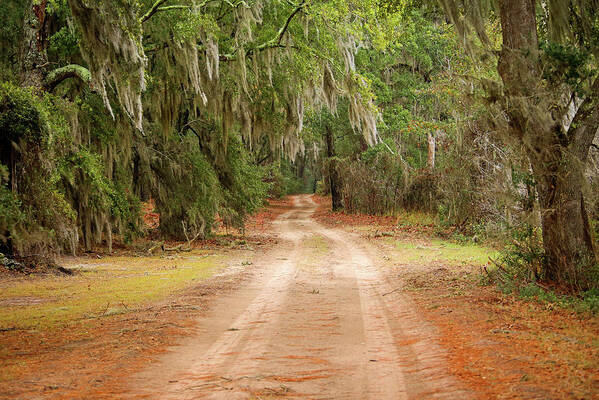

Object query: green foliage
[0,0,23,82]
[219,136,270,229]
[491,223,599,293]
[0,0,397,256]
[0,83,45,143]
[478,224,599,314]
[265,160,313,198]
[156,134,268,238]
[502,282,599,316]
[0,82,76,255]
[540,41,595,92]
[156,144,220,239]
[0,82,144,255]
[49,27,80,60]
[263,166,288,198]
[315,9,468,216]
[494,226,546,283]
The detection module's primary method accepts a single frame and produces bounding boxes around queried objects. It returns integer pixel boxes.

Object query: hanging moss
[1,0,391,257]
[67,0,146,131]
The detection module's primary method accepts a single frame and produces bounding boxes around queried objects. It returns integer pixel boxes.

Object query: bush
[219,135,270,229]
[494,226,545,283]
[513,283,599,315]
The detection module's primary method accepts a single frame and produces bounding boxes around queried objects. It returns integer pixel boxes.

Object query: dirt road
[129,195,470,399]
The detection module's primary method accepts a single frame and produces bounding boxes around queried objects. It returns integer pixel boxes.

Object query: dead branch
[147,241,164,255]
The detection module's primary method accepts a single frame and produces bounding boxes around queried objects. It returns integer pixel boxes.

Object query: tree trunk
[427,131,436,170]
[297,153,305,180]
[531,152,596,284]
[325,124,342,211]
[105,219,113,254]
[0,1,50,258]
[497,0,597,287]
[20,0,49,89]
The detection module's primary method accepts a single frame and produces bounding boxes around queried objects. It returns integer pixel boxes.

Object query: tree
[440,0,599,287]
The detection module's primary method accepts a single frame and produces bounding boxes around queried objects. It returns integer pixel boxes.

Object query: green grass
[0,251,231,330]
[391,238,498,266]
[395,210,436,226]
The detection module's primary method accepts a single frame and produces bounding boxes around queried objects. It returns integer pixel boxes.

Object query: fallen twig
[382,287,401,296]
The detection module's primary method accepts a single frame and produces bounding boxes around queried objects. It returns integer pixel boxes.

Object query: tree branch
[154,5,191,14]
[256,153,271,165]
[44,64,90,91]
[220,44,300,61]
[141,0,212,23]
[568,75,599,162]
[220,1,305,60]
[144,0,305,64]
[254,1,305,50]
[276,0,305,45]
[388,61,431,83]
[140,0,169,23]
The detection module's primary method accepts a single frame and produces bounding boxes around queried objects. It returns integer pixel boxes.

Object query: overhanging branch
[140,0,169,23]
[44,64,91,91]
[141,0,203,23]
[276,0,305,45]
[220,1,306,61]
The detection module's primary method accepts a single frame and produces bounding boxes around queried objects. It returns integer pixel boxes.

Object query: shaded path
[129,195,470,399]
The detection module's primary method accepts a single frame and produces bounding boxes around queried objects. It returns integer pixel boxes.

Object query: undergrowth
[395,210,436,227]
[484,226,599,315]
[388,211,599,315]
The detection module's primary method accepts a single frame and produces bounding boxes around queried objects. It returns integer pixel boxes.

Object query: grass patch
[305,234,329,252]
[302,234,330,267]
[392,238,498,267]
[395,211,435,226]
[0,251,231,330]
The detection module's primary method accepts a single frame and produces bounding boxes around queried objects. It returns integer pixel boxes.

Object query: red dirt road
[127,195,469,399]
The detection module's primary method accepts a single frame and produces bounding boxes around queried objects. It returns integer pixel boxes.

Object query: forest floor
[0,195,597,399]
